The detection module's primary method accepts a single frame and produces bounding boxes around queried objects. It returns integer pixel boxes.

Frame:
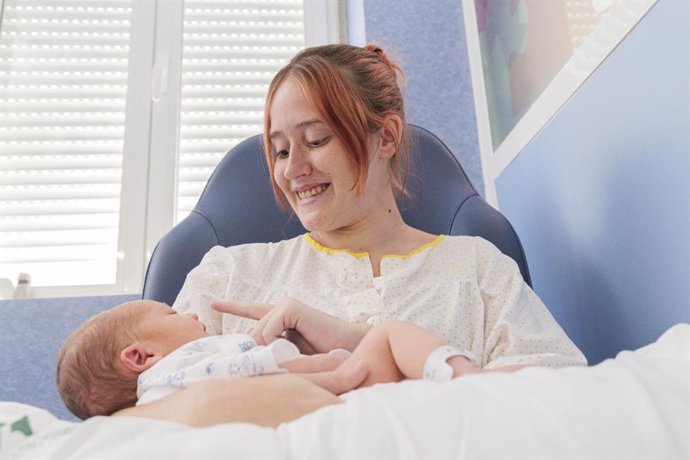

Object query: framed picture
[463,0,657,205]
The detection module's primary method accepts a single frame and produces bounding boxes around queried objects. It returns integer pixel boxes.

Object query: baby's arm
[292,361,369,395]
[278,349,350,374]
[278,350,370,395]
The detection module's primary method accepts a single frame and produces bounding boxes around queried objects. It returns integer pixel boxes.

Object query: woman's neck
[310,200,438,277]
[310,206,408,254]
[313,211,438,277]
[308,181,438,277]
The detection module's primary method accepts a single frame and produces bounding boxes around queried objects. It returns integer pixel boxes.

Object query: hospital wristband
[423,346,478,382]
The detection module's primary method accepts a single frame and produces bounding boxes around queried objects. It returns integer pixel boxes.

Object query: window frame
[20,0,341,299]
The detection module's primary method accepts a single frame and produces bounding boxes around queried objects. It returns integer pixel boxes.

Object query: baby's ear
[120,343,162,373]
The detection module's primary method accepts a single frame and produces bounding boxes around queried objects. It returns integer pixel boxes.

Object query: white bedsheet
[2,324,688,460]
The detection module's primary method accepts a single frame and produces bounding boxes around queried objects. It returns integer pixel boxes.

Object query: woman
[173,43,586,371]
[117,44,585,427]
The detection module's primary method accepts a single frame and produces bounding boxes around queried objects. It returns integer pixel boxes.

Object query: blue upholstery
[0,295,139,421]
[143,125,531,305]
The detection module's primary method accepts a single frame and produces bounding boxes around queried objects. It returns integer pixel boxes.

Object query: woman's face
[269,78,389,233]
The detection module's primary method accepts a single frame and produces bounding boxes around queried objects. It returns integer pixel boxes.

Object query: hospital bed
[0,126,687,459]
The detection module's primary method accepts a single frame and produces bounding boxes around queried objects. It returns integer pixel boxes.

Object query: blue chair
[143,125,531,305]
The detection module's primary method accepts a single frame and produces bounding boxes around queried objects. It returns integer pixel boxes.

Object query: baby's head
[56,299,208,419]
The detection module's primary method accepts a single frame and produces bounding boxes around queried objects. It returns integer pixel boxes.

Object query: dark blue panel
[363,0,483,195]
[0,295,139,421]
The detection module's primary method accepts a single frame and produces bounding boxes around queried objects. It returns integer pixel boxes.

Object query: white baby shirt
[174,234,587,369]
[136,334,300,406]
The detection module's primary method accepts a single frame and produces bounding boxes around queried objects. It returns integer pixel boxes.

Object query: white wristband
[423,346,477,382]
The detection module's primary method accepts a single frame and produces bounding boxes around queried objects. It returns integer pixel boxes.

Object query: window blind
[0,1,133,287]
[176,0,305,222]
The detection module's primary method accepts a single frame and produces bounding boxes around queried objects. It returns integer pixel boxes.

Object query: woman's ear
[120,343,163,373]
[377,114,403,160]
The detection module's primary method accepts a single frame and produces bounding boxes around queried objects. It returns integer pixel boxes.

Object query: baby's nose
[186,313,199,321]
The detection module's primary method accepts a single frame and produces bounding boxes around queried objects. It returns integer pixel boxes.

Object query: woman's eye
[274,149,289,159]
[307,137,330,148]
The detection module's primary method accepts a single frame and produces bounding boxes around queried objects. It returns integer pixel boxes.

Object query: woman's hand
[114,374,342,427]
[211,297,370,354]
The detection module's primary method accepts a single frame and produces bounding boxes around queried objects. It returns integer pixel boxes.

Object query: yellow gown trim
[304,233,445,260]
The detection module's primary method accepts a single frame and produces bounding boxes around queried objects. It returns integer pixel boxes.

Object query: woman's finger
[250,297,302,347]
[249,307,278,346]
[260,305,293,346]
[211,300,273,320]
[283,329,317,355]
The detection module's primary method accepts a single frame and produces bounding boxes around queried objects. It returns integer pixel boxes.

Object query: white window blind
[0,1,133,288]
[176,0,305,222]
[0,0,337,297]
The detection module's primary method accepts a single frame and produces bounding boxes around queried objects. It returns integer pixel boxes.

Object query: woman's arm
[475,238,587,368]
[114,374,342,428]
[211,297,372,353]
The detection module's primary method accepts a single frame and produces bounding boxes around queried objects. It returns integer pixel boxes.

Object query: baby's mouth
[297,184,330,200]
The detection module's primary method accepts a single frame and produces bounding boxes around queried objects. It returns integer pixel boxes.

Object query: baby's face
[130,300,209,355]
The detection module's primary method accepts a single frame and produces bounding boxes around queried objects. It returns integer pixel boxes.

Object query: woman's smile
[295,183,331,202]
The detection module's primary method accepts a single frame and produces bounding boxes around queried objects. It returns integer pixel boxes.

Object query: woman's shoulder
[442,235,522,280]
[409,235,480,274]
[437,234,483,251]
[195,234,317,285]
[440,235,502,253]
[432,235,508,267]
[203,234,307,260]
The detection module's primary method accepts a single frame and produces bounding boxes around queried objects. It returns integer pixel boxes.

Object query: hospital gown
[174,234,587,368]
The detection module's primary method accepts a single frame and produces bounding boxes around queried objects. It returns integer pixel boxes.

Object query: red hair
[263,44,410,207]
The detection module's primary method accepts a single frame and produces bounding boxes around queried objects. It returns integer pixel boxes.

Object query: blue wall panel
[495,0,690,363]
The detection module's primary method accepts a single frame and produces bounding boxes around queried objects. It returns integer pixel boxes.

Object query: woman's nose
[283,147,311,179]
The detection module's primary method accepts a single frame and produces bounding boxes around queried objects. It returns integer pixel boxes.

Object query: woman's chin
[293,206,320,228]
[298,215,331,234]
[300,219,323,233]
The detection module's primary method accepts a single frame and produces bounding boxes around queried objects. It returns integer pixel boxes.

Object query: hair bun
[364,43,387,61]
[364,43,402,81]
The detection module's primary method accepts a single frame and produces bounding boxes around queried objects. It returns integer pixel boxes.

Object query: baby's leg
[342,321,406,387]
[347,320,480,387]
